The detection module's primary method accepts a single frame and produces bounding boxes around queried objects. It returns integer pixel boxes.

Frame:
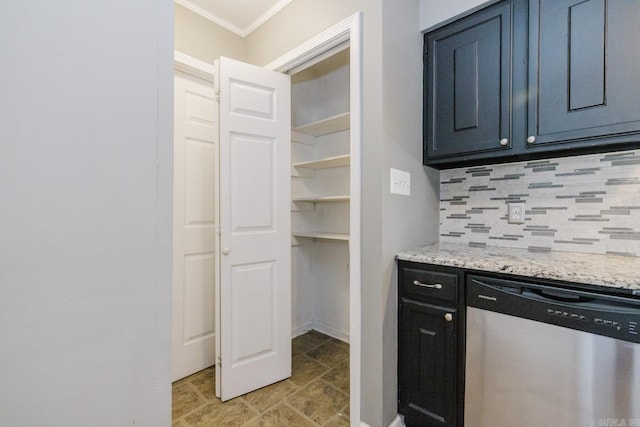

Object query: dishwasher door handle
[413,280,443,289]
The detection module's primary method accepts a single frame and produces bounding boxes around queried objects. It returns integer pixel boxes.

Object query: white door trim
[266,12,363,427]
[174,50,215,81]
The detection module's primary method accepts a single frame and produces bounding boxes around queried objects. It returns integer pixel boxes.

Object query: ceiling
[175,0,293,37]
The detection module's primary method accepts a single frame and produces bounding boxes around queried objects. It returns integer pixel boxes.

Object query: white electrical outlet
[390,168,411,196]
[507,202,526,224]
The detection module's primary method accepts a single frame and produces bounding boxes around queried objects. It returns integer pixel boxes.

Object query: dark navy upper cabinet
[527,0,640,148]
[424,1,514,161]
[423,0,640,169]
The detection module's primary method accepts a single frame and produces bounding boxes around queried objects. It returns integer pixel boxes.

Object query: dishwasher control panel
[545,308,638,338]
[467,275,640,344]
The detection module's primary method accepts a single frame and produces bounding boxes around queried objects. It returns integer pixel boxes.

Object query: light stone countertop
[396,242,640,292]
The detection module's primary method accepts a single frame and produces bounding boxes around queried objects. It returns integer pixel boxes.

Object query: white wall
[0,2,173,426]
[175,3,245,63]
[419,0,488,30]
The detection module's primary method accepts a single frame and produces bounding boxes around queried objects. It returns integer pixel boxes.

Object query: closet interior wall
[291,49,351,343]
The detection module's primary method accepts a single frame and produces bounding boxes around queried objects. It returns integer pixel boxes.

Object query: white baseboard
[359,414,404,427]
[291,320,350,343]
[291,322,313,339]
[388,414,405,427]
[311,320,350,343]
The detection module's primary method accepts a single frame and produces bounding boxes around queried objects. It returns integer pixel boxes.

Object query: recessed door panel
[231,262,276,365]
[568,0,605,111]
[229,79,276,120]
[183,253,215,343]
[185,138,215,226]
[454,42,479,131]
[186,90,216,126]
[229,133,274,233]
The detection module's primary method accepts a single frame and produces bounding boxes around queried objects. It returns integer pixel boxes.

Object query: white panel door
[172,70,217,381]
[215,57,291,401]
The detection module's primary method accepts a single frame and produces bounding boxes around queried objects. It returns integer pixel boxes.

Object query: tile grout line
[173,332,349,426]
[318,377,349,400]
[185,378,212,404]
[172,382,210,424]
[281,400,323,426]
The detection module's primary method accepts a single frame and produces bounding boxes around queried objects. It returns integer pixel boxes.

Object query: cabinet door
[528,0,640,147]
[398,299,457,427]
[424,1,513,160]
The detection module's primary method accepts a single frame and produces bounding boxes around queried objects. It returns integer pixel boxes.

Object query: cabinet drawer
[401,266,458,303]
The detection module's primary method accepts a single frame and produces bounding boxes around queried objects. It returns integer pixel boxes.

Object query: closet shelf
[292,195,350,203]
[293,154,350,170]
[292,112,350,136]
[292,231,350,241]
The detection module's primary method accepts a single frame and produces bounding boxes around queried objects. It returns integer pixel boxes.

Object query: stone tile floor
[172,331,350,426]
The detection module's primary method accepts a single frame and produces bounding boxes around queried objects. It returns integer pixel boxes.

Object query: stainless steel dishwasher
[465,275,640,427]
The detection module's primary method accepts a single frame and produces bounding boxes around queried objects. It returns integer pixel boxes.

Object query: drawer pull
[413,280,443,289]
[445,313,453,322]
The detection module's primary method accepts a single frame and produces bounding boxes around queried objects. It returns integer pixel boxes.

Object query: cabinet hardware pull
[499,138,509,146]
[445,313,453,322]
[413,280,443,289]
[527,135,536,144]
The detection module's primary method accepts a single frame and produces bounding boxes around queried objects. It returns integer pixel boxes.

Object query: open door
[214,57,291,401]
[172,68,216,382]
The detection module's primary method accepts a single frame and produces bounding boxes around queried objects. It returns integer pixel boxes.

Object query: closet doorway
[172,12,362,425]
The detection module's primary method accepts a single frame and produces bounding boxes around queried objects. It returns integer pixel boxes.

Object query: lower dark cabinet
[398,299,457,426]
[398,261,464,427]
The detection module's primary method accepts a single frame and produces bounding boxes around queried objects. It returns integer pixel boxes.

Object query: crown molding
[175,0,293,37]
[175,0,244,36]
[242,0,293,36]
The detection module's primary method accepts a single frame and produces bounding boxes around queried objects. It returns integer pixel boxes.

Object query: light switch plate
[507,202,526,224]
[390,168,411,196]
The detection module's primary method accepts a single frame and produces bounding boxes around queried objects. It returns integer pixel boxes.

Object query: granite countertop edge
[396,243,640,292]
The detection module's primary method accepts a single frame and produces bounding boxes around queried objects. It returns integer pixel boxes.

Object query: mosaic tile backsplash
[439,150,640,257]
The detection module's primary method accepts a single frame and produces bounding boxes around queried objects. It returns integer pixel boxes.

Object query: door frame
[174,51,216,82]
[265,12,363,426]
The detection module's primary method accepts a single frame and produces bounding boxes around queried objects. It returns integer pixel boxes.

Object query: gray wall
[246,1,440,425]
[0,1,174,426]
[380,0,442,422]
[419,0,487,30]
[175,3,245,63]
